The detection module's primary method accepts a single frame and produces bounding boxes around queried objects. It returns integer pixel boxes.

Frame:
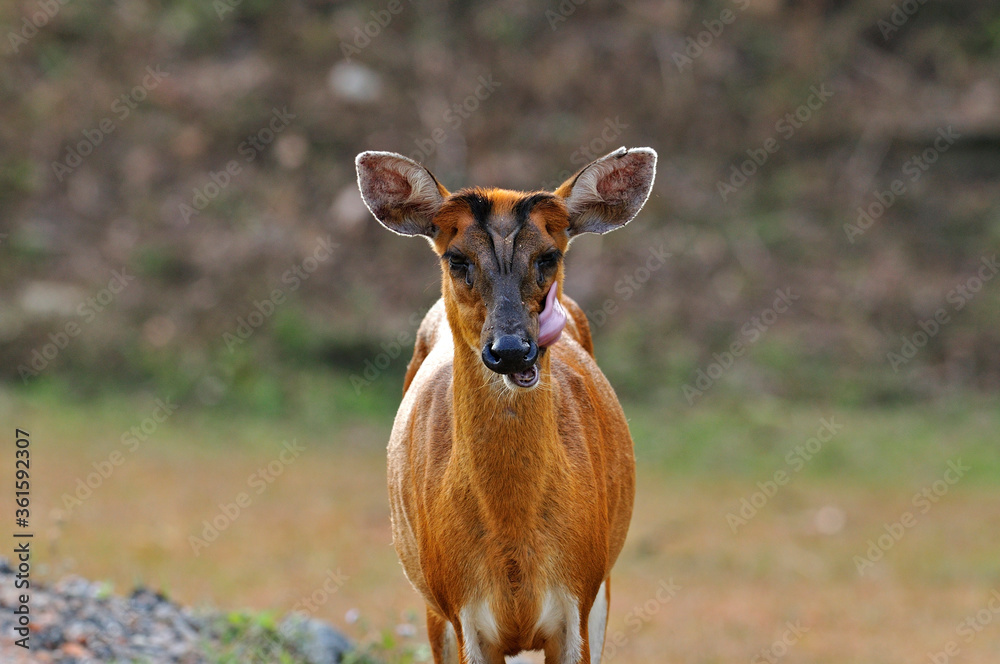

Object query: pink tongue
[538,285,567,347]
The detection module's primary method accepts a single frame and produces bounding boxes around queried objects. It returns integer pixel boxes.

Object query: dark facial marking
[453,191,493,230]
[452,191,503,273]
[510,194,560,278]
[512,193,557,228]
[483,193,558,275]
[446,191,562,286]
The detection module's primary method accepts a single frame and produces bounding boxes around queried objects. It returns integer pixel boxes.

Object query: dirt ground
[4,397,1000,663]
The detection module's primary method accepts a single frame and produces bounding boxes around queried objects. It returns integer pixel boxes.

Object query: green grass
[626,392,1000,484]
[202,610,304,664]
[198,609,428,663]
[9,373,1000,486]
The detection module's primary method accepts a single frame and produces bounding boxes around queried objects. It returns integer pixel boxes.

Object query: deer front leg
[539,592,590,664]
[586,579,610,663]
[430,605,507,664]
[542,579,610,664]
[427,607,459,664]
[543,626,590,664]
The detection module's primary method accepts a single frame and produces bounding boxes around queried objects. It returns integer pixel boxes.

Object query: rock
[280,613,354,664]
[0,558,356,663]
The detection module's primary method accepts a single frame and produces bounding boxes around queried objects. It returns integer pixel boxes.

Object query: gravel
[0,559,353,663]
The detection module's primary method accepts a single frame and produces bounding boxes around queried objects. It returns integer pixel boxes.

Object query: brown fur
[388,188,635,662]
[358,147,656,663]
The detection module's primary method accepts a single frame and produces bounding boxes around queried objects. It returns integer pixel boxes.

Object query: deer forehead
[434,188,569,261]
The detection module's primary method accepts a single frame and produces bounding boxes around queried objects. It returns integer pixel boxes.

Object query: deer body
[357,147,657,663]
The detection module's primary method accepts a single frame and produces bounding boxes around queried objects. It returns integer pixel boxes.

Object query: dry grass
[3,391,1000,663]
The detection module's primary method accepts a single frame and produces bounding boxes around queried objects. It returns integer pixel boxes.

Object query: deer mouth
[507,364,539,388]
[501,286,565,389]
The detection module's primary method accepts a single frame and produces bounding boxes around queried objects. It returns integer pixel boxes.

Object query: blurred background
[2,0,999,662]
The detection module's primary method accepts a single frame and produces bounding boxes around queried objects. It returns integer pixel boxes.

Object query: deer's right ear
[355,151,449,237]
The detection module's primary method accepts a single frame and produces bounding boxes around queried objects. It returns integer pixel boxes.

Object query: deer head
[356,147,657,389]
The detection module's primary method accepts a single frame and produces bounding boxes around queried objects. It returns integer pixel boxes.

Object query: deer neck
[446,309,561,525]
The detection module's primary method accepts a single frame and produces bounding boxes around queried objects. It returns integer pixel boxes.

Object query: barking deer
[356,146,656,664]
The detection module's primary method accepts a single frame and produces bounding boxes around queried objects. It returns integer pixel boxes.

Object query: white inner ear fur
[356,151,444,237]
[395,157,443,217]
[564,146,656,235]
[564,152,622,217]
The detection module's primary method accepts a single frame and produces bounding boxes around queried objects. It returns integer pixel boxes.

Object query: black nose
[482,334,538,374]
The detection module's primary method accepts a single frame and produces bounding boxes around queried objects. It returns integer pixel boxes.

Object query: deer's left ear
[356,151,450,237]
[554,147,657,237]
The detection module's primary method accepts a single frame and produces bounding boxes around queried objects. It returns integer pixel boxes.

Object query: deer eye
[535,251,560,286]
[446,254,474,286]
